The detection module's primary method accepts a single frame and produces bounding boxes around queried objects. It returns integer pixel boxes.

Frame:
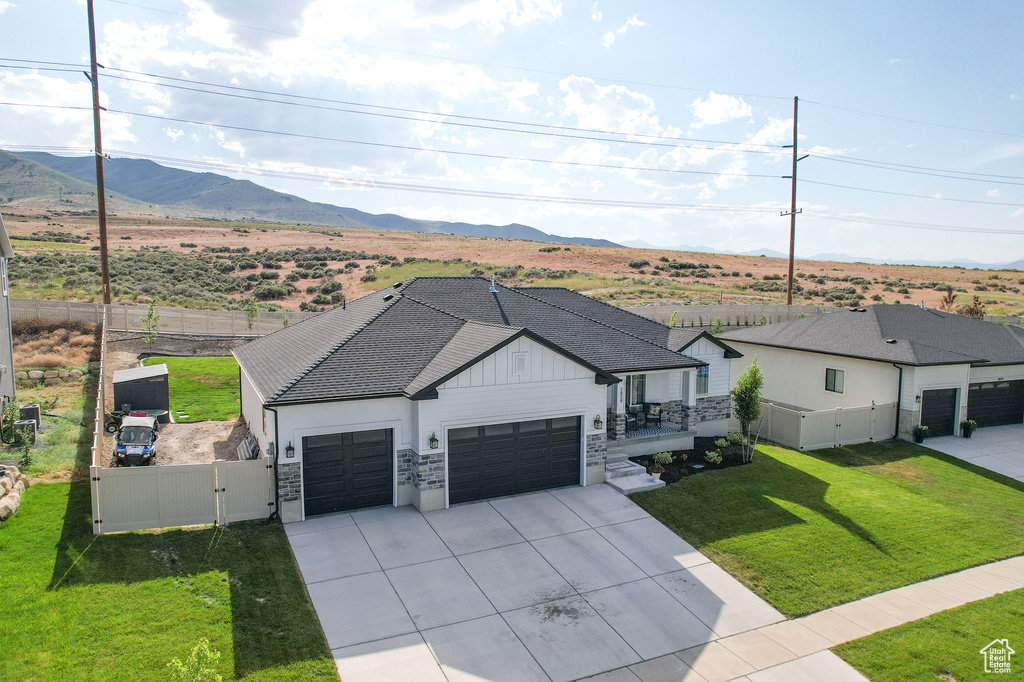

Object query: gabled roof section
[404,322,522,397]
[667,328,743,358]
[523,287,741,359]
[233,286,400,401]
[234,277,709,406]
[718,305,1024,367]
[401,278,702,373]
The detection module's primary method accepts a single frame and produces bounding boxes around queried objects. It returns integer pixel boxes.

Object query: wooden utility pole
[781,96,806,306]
[87,0,112,304]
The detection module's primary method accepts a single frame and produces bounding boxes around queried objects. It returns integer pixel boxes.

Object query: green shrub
[705,449,723,465]
[652,451,674,466]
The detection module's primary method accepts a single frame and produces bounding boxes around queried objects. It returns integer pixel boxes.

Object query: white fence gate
[90,459,275,534]
[754,402,897,451]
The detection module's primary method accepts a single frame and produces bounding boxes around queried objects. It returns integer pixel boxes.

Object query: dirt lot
[153,418,246,465]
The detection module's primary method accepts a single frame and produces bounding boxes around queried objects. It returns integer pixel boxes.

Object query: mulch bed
[629,436,750,484]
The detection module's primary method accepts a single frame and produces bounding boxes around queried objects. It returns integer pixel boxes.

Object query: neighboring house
[719,305,1024,441]
[233,277,741,521]
[0,214,14,409]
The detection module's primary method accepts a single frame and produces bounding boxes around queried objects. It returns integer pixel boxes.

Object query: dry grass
[13,319,99,369]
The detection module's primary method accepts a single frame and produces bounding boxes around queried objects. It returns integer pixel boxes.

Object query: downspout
[265,405,280,521]
[892,364,903,439]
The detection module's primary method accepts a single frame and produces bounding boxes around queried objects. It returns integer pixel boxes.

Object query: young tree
[938,285,957,312]
[245,298,258,331]
[958,295,986,320]
[669,311,677,327]
[712,317,724,334]
[731,357,764,463]
[141,298,160,344]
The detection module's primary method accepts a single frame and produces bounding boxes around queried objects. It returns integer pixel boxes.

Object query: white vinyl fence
[12,298,317,336]
[89,458,275,534]
[754,401,897,451]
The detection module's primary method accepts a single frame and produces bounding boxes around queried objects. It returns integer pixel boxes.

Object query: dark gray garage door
[968,381,1024,428]
[920,389,957,437]
[302,429,393,516]
[448,417,581,503]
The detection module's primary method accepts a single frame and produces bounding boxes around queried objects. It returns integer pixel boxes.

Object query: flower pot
[914,432,925,444]
[650,471,662,481]
[962,430,973,439]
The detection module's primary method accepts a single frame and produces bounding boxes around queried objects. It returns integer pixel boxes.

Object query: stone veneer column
[414,450,446,511]
[695,395,732,423]
[585,432,607,485]
[898,409,918,441]
[663,399,684,429]
[276,461,302,522]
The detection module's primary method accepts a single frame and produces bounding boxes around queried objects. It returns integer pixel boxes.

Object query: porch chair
[644,402,662,428]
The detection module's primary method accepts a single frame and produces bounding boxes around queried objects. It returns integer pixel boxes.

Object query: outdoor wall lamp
[594,414,604,430]
[915,395,922,404]
[429,432,439,449]
[285,442,295,458]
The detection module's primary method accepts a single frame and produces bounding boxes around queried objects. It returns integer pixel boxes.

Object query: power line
[809,151,1024,181]
[805,210,1024,235]
[97,68,789,154]
[101,106,787,180]
[802,99,1024,140]
[808,154,1024,186]
[104,149,785,213]
[801,179,1024,207]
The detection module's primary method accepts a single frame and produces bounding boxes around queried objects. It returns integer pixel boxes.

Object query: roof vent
[383,294,393,302]
[392,281,402,289]
[885,338,897,344]
[489,274,497,293]
[849,307,867,312]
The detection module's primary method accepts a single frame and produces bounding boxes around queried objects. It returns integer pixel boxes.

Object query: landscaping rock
[17,379,36,388]
[0,463,26,523]
[28,370,44,380]
[69,369,83,378]
[15,371,27,380]
[43,370,59,379]
[58,369,70,379]
[43,378,61,387]
[88,361,101,371]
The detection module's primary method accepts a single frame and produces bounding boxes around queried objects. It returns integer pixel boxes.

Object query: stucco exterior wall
[727,342,901,411]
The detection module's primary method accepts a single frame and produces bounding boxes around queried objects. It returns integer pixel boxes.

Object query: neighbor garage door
[448,417,581,503]
[302,429,393,516]
[968,381,1024,428]
[920,388,957,437]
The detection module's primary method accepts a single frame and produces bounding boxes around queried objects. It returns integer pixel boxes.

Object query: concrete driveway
[924,424,1024,483]
[286,484,789,682]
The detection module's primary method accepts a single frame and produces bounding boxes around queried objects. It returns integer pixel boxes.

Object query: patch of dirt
[13,319,100,368]
[152,418,247,466]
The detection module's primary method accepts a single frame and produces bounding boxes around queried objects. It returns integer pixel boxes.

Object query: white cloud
[0,71,136,146]
[387,205,502,225]
[0,2,13,14]
[503,78,539,113]
[987,189,1003,198]
[431,41,454,50]
[165,128,185,141]
[530,139,554,149]
[591,3,601,20]
[559,76,662,136]
[889,58,901,64]
[1013,208,1024,218]
[690,91,753,128]
[602,13,644,46]
[1011,94,1021,101]
[388,0,562,34]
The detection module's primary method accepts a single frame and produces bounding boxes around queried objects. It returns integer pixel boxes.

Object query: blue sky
[1,0,1022,262]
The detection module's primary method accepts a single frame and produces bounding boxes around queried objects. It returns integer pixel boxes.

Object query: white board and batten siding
[420,336,606,451]
[968,364,1024,383]
[239,365,267,453]
[278,397,413,463]
[685,338,731,397]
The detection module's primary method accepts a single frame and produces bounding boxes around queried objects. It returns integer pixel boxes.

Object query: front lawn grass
[631,440,1024,617]
[144,356,240,422]
[0,481,337,681]
[834,588,1024,681]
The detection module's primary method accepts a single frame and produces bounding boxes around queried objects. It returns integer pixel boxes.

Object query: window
[696,366,709,396]
[825,368,845,393]
[626,374,646,406]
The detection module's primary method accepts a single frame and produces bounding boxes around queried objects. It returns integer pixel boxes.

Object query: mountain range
[619,240,1024,271]
[0,150,620,247]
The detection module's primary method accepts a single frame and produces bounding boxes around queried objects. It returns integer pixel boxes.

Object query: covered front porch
[605,368,698,457]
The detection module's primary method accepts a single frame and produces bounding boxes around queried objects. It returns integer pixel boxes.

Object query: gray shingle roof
[235,277,709,405]
[718,305,1024,366]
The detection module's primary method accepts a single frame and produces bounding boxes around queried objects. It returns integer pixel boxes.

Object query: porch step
[605,445,628,463]
[606,473,665,494]
[604,460,647,479]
